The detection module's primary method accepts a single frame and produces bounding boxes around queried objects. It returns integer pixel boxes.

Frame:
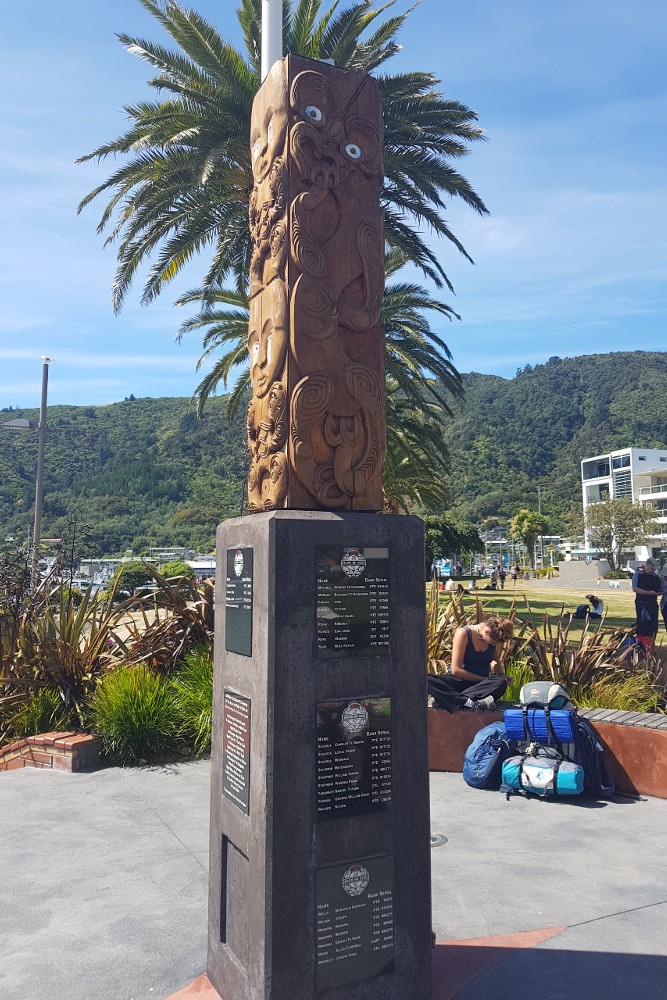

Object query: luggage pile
[463,681,615,801]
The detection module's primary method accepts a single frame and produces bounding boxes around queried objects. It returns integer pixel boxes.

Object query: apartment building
[581,447,667,562]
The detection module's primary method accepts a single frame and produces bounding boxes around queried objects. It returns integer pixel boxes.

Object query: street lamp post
[31,357,53,587]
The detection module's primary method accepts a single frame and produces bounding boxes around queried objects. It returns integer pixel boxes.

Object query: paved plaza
[1,762,666,1000]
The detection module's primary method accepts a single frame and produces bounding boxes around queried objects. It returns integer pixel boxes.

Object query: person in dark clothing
[632,558,662,641]
[498,567,507,589]
[428,618,513,713]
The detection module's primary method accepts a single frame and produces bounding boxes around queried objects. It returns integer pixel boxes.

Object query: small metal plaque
[222,691,251,814]
[225,547,253,656]
[316,697,392,821]
[316,854,394,991]
[316,547,389,657]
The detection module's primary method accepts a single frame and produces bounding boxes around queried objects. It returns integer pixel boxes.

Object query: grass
[455,582,646,643]
[90,664,180,767]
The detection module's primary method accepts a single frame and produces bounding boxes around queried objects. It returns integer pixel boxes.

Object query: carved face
[248,281,288,398]
[251,61,289,185]
[290,69,381,183]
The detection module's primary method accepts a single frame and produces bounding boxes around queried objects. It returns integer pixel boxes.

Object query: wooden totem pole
[208,51,431,1000]
[246,56,386,513]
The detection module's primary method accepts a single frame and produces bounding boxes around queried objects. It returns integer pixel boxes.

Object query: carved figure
[246,56,385,512]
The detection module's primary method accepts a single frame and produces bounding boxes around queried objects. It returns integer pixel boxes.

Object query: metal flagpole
[261,0,283,81]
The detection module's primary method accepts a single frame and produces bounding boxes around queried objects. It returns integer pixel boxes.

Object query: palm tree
[78,0,488,309]
[176,248,462,509]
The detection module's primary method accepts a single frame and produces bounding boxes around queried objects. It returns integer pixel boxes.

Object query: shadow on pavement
[433,942,667,1000]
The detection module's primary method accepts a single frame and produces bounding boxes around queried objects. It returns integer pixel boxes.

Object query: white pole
[261,0,283,81]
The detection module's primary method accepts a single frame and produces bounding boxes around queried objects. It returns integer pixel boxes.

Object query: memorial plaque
[315,854,394,992]
[225,547,253,656]
[222,691,251,814]
[316,547,389,657]
[316,697,392,820]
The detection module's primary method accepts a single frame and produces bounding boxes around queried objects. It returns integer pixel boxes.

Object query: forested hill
[1,351,666,554]
[0,396,248,555]
[443,351,667,525]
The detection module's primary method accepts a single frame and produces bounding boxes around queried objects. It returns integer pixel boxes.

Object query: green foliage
[78,0,487,308]
[585,498,658,571]
[570,672,661,714]
[508,509,549,569]
[172,645,213,756]
[423,515,482,570]
[9,688,71,740]
[159,560,195,580]
[443,351,667,528]
[110,561,154,596]
[503,659,537,703]
[90,665,180,766]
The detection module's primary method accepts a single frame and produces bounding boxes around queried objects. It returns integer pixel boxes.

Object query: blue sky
[1,0,665,408]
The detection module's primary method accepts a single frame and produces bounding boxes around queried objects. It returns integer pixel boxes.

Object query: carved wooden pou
[247,55,385,513]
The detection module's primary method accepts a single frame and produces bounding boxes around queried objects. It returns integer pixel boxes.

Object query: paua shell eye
[252,139,261,163]
[345,143,362,160]
[305,104,323,122]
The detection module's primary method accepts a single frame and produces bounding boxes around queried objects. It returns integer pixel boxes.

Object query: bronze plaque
[225,548,253,656]
[315,854,394,991]
[316,697,391,820]
[316,546,389,656]
[222,691,251,814]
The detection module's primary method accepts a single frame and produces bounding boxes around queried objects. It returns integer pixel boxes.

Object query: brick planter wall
[0,732,101,772]
[428,708,667,799]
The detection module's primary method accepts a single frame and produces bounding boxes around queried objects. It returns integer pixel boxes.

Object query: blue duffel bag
[502,748,584,797]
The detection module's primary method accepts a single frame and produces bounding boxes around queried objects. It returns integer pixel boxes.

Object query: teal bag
[502,749,584,797]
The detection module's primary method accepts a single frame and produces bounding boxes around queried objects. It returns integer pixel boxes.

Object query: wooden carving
[247,56,385,511]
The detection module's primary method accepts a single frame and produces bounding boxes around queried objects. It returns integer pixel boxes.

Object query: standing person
[660,572,667,636]
[498,566,507,590]
[427,618,514,712]
[510,565,518,587]
[632,558,662,644]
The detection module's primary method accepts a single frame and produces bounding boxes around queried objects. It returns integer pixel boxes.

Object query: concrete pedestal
[209,511,431,1000]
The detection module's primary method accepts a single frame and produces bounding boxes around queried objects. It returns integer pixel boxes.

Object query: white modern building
[581,447,667,562]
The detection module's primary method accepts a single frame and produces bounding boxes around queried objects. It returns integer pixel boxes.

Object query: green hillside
[443,351,667,525]
[0,396,248,554]
[1,351,666,554]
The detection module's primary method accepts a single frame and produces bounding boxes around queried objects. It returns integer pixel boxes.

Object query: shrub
[90,665,179,766]
[109,561,153,598]
[159,561,195,581]
[606,569,627,580]
[172,646,213,756]
[9,688,71,739]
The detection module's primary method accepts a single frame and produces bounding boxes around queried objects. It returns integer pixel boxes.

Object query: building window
[613,470,632,498]
[639,456,646,461]
[661,458,667,463]
[612,455,631,469]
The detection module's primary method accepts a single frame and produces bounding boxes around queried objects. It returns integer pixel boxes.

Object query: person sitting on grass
[585,594,604,617]
[572,594,604,620]
[427,618,514,713]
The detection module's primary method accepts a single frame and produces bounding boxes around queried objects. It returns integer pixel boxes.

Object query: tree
[78,0,488,307]
[508,509,548,570]
[585,499,658,571]
[423,515,482,573]
[78,1,488,508]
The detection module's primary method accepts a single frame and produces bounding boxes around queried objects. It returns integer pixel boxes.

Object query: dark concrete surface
[1,763,666,1000]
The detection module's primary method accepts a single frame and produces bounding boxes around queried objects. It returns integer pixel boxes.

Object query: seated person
[585,594,604,617]
[572,594,604,619]
[427,618,514,713]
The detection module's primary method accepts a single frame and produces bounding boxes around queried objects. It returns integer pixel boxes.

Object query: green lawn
[454,583,639,640]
